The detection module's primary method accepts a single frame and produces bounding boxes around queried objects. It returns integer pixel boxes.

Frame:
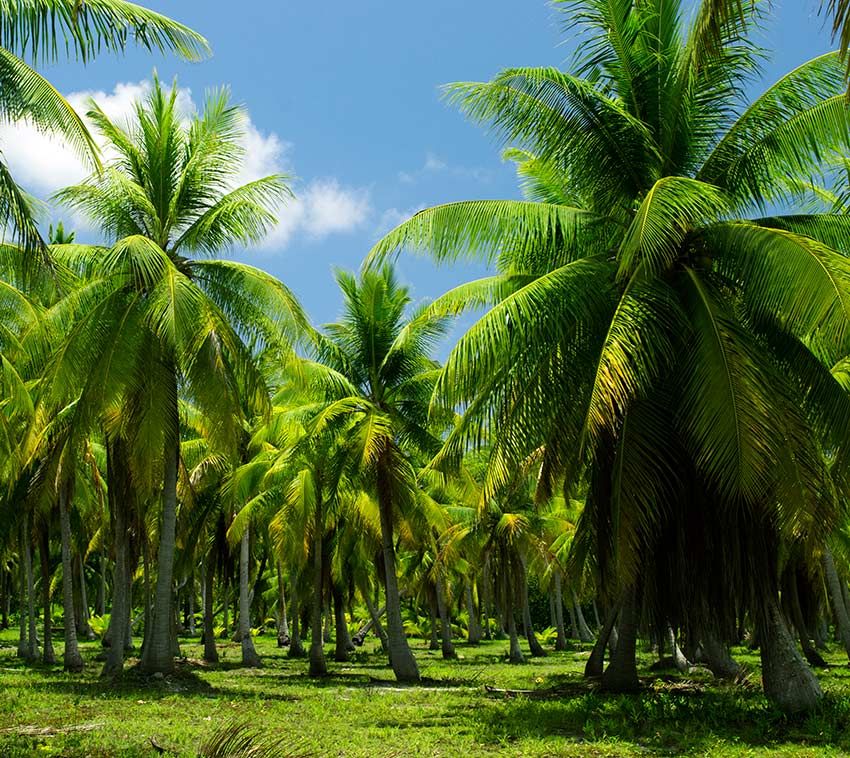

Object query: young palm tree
[370,0,850,711]
[41,76,306,675]
[0,0,208,252]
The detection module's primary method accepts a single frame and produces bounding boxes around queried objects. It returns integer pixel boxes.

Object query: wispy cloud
[398,151,492,185]
[374,205,425,238]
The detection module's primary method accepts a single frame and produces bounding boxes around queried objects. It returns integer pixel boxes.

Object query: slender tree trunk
[553,573,567,651]
[376,455,419,682]
[521,569,546,657]
[602,587,639,692]
[363,594,389,651]
[333,584,350,662]
[17,531,27,659]
[141,537,151,653]
[309,503,327,676]
[277,563,289,646]
[77,555,95,640]
[140,389,180,675]
[786,571,827,668]
[239,526,261,668]
[481,564,492,641]
[466,583,482,645]
[24,515,38,660]
[96,554,106,617]
[221,581,230,638]
[823,549,850,662]
[574,594,594,643]
[568,601,579,640]
[586,606,617,678]
[187,573,196,636]
[288,578,305,658]
[39,525,55,665]
[428,594,440,650]
[58,485,82,672]
[202,557,218,663]
[436,574,456,659]
[759,592,823,713]
[102,437,131,678]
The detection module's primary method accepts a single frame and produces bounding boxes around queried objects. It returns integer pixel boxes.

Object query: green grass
[1,629,850,756]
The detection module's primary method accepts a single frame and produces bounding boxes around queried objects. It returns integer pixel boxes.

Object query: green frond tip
[0,0,211,64]
[196,721,310,758]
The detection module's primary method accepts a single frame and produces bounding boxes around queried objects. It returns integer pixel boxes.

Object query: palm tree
[0,0,208,252]
[370,0,850,712]
[41,76,305,675]
[301,266,448,682]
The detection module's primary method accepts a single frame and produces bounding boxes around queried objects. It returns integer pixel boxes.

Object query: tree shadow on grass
[470,676,850,755]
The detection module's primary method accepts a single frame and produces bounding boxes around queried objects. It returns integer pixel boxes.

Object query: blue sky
[5,0,838,345]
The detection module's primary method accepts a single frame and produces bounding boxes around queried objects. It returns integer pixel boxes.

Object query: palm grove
[2,0,850,721]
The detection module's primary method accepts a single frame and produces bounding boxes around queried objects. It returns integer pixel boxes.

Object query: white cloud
[375,205,425,238]
[260,179,371,251]
[0,79,367,250]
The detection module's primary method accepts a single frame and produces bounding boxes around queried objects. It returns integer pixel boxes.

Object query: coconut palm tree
[370,0,850,712]
[0,0,208,253]
[299,266,448,682]
[38,76,306,675]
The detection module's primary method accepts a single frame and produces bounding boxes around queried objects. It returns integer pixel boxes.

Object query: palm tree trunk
[97,553,106,617]
[239,525,261,668]
[701,628,740,679]
[77,555,95,640]
[140,394,179,675]
[521,568,546,657]
[759,592,823,713]
[585,605,617,678]
[666,624,690,673]
[332,584,350,662]
[24,515,38,661]
[288,578,305,658]
[141,537,151,654]
[102,437,131,677]
[187,573,196,636]
[568,601,579,640]
[553,573,567,651]
[17,532,27,660]
[436,574,456,659]
[309,501,327,676]
[466,583,482,645]
[276,562,289,646]
[202,556,218,663]
[784,570,827,668]
[38,524,55,665]
[428,594,439,650]
[823,548,850,662]
[574,594,594,643]
[601,587,639,692]
[363,593,389,652]
[58,485,83,672]
[376,455,419,682]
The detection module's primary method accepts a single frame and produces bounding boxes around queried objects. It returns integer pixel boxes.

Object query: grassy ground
[1,629,850,757]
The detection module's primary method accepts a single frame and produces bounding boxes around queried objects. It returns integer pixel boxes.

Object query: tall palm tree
[370,0,850,712]
[0,0,208,252]
[300,266,448,682]
[39,76,306,675]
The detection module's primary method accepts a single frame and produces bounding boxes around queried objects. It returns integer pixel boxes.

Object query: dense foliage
[2,4,850,757]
